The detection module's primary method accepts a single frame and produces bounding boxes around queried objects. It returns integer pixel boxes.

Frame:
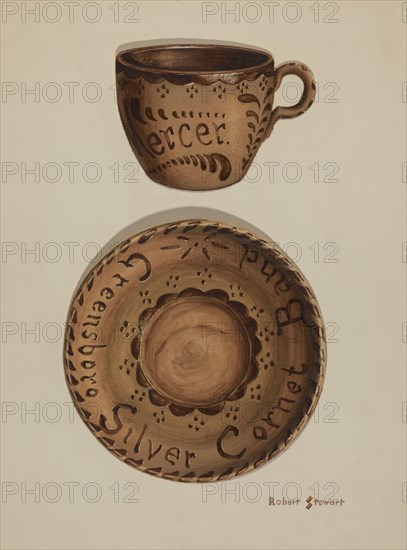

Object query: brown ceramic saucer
[64,220,326,482]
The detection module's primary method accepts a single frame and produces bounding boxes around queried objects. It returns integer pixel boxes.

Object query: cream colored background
[1,1,406,549]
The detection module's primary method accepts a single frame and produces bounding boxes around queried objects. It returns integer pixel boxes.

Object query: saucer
[64,219,326,482]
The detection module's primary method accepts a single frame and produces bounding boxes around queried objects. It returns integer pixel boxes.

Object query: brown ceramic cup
[116,44,315,190]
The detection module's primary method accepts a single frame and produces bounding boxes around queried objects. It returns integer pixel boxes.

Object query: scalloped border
[132,287,261,416]
[116,44,275,85]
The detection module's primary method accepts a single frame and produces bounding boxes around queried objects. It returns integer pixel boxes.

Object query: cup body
[116,44,276,190]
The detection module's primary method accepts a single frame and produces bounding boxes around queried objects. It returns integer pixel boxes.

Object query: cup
[116,43,315,191]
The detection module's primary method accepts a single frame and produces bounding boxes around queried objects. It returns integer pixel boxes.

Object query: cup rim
[116,43,274,75]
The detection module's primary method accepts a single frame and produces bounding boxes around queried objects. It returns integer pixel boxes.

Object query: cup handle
[264,61,316,139]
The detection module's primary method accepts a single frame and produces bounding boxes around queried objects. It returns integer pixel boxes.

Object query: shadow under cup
[116,44,315,190]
